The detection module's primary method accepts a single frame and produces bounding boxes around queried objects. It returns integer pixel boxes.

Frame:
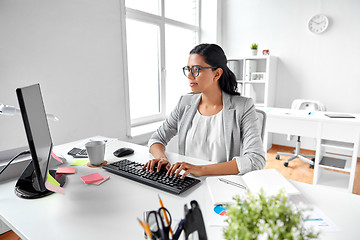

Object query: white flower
[257,232,268,240]
[276,220,284,227]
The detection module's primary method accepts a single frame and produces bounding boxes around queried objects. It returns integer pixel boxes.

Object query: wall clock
[308,14,329,34]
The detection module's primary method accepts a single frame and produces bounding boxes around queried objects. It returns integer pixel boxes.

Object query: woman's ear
[214,68,223,81]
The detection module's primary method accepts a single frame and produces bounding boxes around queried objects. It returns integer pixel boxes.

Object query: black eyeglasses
[182,65,218,78]
[147,207,172,240]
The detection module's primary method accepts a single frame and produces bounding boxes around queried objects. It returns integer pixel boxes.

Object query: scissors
[146,207,172,240]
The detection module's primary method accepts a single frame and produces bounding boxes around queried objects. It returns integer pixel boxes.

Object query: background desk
[262,108,360,193]
[1,138,360,239]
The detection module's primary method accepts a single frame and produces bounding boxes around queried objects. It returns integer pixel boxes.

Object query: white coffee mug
[85,141,105,166]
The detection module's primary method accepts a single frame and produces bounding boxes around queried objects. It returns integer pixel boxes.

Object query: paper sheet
[80,172,104,184]
[290,194,340,232]
[206,175,247,205]
[206,169,300,205]
[90,176,110,185]
[45,172,66,195]
[70,159,89,166]
[45,181,66,195]
[304,206,340,232]
[243,169,300,197]
[47,172,60,186]
[204,190,228,226]
[51,151,63,163]
[56,167,76,174]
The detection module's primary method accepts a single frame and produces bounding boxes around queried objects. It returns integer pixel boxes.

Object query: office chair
[255,109,266,142]
[275,99,325,168]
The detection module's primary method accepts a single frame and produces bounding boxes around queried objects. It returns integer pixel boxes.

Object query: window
[165,25,198,113]
[126,19,160,120]
[123,0,199,134]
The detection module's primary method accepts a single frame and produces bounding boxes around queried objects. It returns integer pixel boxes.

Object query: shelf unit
[314,139,359,192]
[227,56,277,108]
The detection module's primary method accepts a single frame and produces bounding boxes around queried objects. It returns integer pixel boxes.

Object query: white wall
[3,0,358,153]
[222,0,360,149]
[200,0,222,44]
[0,0,128,152]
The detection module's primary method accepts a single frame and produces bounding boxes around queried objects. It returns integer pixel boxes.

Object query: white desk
[261,107,360,192]
[1,138,360,239]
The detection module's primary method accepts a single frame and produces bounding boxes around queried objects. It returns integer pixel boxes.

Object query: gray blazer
[148,91,266,174]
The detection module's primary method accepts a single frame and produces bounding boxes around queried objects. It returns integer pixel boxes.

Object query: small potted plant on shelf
[251,43,258,56]
[223,190,320,240]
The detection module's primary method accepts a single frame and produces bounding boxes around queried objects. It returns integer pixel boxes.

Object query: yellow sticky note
[70,159,89,166]
[47,172,60,187]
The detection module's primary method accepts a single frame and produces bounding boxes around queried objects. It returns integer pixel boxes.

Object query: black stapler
[183,200,207,240]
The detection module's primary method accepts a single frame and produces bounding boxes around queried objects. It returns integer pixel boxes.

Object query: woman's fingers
[173,168,182,178]
[168,162,182,176]
[157,159,170,172]
[174,163,187,178]
[149,159,158,172]
[142,158,170,172]
[181,170,191,179]
[142,159,158,172]
[142,162,148,169]
[166,162,193,178]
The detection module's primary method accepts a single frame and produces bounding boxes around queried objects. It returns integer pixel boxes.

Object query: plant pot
[251,49,258,56]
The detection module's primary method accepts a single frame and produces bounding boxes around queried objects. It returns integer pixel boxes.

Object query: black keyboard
[103,159,201,195]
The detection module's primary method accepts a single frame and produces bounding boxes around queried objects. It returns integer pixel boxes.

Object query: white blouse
[185,109,226,162]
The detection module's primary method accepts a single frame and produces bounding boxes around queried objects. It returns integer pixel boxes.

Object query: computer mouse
[113,147,134,158]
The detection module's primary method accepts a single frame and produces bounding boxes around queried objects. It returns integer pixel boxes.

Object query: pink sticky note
[57,167,76,174]
[90,176,110,186]
[80,173,104,184]
[55,173,63,181]
[51,151,63,163]
[45,180,66,195]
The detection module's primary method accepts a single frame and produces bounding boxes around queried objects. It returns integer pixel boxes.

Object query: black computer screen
[16,84,53,192]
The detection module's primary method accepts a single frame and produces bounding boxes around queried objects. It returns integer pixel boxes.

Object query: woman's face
[186,54,222,94]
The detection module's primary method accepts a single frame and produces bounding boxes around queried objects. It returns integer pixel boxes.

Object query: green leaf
[223,190,320,240]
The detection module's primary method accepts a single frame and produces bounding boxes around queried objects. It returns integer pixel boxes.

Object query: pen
[305,218,324,221]
[219,178,247,190]
[172,219,184,240]
[137,218,152,239]
[158,194,173,238]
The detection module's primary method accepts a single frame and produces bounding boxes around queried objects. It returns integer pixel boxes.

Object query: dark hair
[189,43,240,95]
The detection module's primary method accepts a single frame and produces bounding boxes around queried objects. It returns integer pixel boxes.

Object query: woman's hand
[167,162,204,179]
[143,157,171,173]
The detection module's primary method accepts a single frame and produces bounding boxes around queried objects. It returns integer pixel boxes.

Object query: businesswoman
[144,43,265,178]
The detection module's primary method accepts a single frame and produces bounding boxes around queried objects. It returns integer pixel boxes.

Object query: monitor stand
[14,162,66,199]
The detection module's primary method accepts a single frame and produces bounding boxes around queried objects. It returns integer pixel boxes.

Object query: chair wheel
[275,155,280,160]
[309,164,314,169]
[284,162,289,167]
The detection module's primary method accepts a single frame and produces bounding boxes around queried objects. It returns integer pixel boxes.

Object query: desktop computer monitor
[15,84,65,199]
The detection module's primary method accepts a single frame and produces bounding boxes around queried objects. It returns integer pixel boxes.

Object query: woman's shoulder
[178,92,201,105]
[225,93,254,107]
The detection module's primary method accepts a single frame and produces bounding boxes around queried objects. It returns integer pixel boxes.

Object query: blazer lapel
[222,92,235,160]
[178,94,202,155]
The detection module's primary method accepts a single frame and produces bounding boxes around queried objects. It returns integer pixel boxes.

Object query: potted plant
[251,43,258,56]
[223,190,319,240]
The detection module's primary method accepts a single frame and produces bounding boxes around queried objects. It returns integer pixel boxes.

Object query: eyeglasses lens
[183,67,190,77]
[192,66,200,77]
[183,66,200,77]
